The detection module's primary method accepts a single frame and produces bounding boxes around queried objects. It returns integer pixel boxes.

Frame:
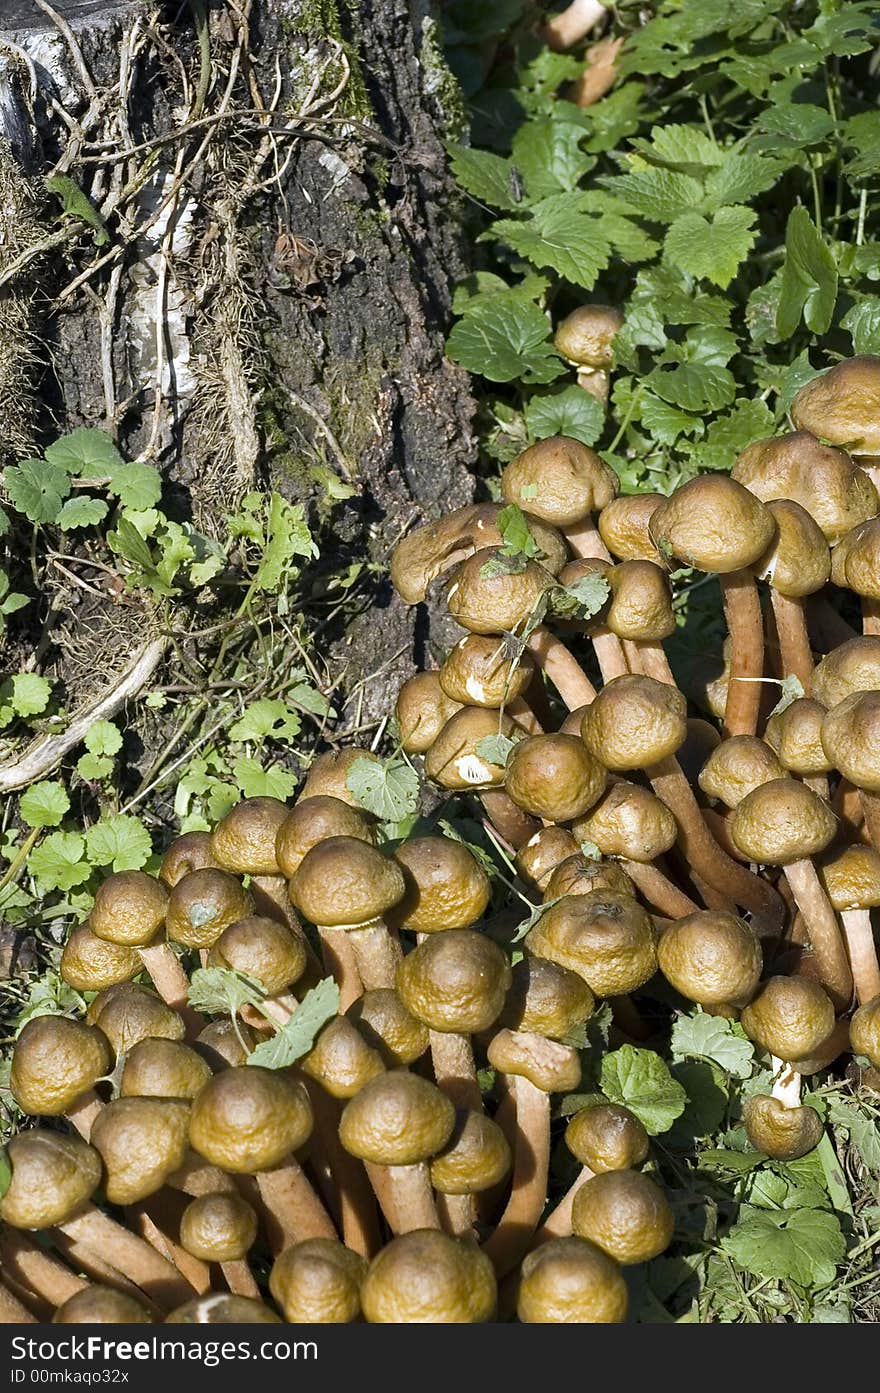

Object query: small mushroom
[698,736,785,809]
[810,635,880,708]
[361,1229,496,1323]
[211,797,316,961]
[538,1103,649,1243]
[87,982,186,1056]
[657,911,762,1010]
[517,1236,627,1323]
[390,835,491,934]
[526,890,658,998]
[504,732,606,823]
[208,914,307,1020]
[740,976,836,1063]
[766,697,833,798]
[395,671,462,753]
[732,428,878,545]
[571,1168,674,1265]
[821,689,880,851]
[291,836,405,992]
[166,1294,281,1322]
[543,853,634,901]
[553,304,624,403]
[515,826,579,893]
[159,832,219,887]
[165,868,254,952]
[269,1239,367,1322]
[850,995,880,1068]
[446,546,555,635]
[52,1285,154,1323]
[499,953,595,1041]
[605,559,677,686]
[833,516,880,633]
[11,1016,111,1138]
[818,843,880,1005]
[572,782,692,919]
[598,493,663,563]
[743,1062,823,1162]
[120,1037,213,1100]
[347,988,430,1068]
[500,435,618,559]
[180,1192,260,1298]
[790,355,880,488]
[754,499,830,686]
[60,922,139,994]
[90,870,194,1022]
[297,747,382,806]
[90,1096,191,1204]
[275,794,376,877]
[439,633,535,709]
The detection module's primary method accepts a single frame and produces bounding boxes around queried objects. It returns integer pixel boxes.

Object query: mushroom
[542,853,634,901]
[208,914,307,1024]
[657,911,762,1010]
[90,1097,191,1204]
[515,826,579,893]
[555,555,630,683]
[87,982,186,1056]
[60,922,140,994]
[10,1015,111,1138]
[297,747,382,806]
[269,1238,368,1322]
[298,1015,385,1098]
[429,1110,513,1234]
[424,707,539,849]
[598,493,663,563]
[790,355,880,490]
[439,633,535,710]
[810,634,880,708]
[740,976,836,1063]
[730,778,852,1006]
[159,832,219,887]
[553,304,624,403]
[766,697,833,798]
[572,781,695,918]
[537,1103,649,1243]
[196,1017,256,1070]
[52,1286,154,1323]
[120,1037,213,1100]
[743,1069,823,1161]
[602,559,675,687]
[817,843,880,1005]
[517,1236,627,1323]
[833,517,880,634]
[651,476,776,737]
[446,546,556,636]
[361,1229,497,1323]
[822,689,880,850]
[504,732,607,823]
[165,867,254,955]
[850,995,880,1068]
[166,1294,281,1322]
[499,953,595,1041]
[90,870,194,1022]
[390,835,491,935]
[571,1169,674,1265]
[698,736,786,809]
[732,428,879,545]
[347,988,430,1068]
[526,890,658,999]
[395,671,462,752]
[275,794,376,877]
[500,435,618,560]
[179,1192,260,1298]
[753,499,830,686]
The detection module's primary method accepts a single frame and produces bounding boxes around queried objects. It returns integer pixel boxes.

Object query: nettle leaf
[28,831,91,891]
[629,123,724,173]
[645,362,736,413]
[758,103,836,147]
[44,428,124,476]
[85,814,152,871]
[551,571,610,622]
[452,272,549,316]
[3,458,70,524]
[599,1044,687,1135]
[511,117,594,200]
[56,496,110,531]
[664,206,757,289]
[229,699,302,744]
[447,291,564,384]
[19,780,71,830]
[670,1012,755,1080]
[446,145,520,211]
[489,195,612,289]
[475,733,519,766]
[188,965,265,1017]
[703,152,785,209]
[247,978,340,1069]
[841,298,880,354]
[600,167,704,223]
[776,206,838,339]
[721,1206,845,1289]
[688,399,777,471]
[639,394,702,445]
[524,386,604,446]
[346,756,420,822]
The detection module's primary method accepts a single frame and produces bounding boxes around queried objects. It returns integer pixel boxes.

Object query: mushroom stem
[526,626,598,709]
[168,1153,238,1198]
[863,600,880,636]
[0,1280,36,1323]
[66,1089,103,1140]
[137,942,203,1032]
[803,774,830,799]
[318,926,363,1011]
[562,515,611,561]
[720,570,765,737]
[305,1079,381,1259]
[344,920,403,992]
[770,591,814,687]
[541,0,608,51]
[481,1075,550,1277]
[0,1229,85,1310]
[436,1192,478,1240]
[221,1260,260,1298]
[129,1205,211,1295]
[770,1056,802,1109]
[56,1206,195,1307]
[531,1164,595,1246]
[858,791,880,852]
[783,858,853,1009]
[480,789,541,851]
[508,697,544,734]
[840,908,880,1005]
[630,639,678,687]
[429,1030,483,1113]
[620,859,699,918]
[256,1158,338,1251]
[591,628,630,683]
[365,1160,441,1234]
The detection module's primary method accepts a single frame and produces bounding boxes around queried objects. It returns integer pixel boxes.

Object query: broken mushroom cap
[338,1071,455,1166]
[291,836,404,929]
[446,547,554,635]
[52,1287,153,1324]
[517,1237,628,1324]
[346,988,430,1067]
[504,733,607,824]
[361,1229,496,1323]
[208,915,307,995]
[159,831,219,887]
[650,475,775,573]
[87,983,185,1055]
[430,1110,512,1194]
[396,930,512,1034]
[120,1037,213,1100]
[790,355,880,456]
[395,671,462,754]
[732,430,879,544]
[211,797,289,876]
[425,706,517,790]
[581,674,687,770]
[179,1192,259,1263]
[553,305,624,371]
[572,782,677,863]
[90,1096,190,1204]
[543,854,634,901]
[657,911,762,1008]
[270,1239,368,1323]
[818,843,880,910]
[766,698,833,777]
[729,778,836,865]
[389,835,491,933]
[486,1029,582,1093]
[499,952,595,1040]
[598,493,663,563]
[571,1169,674,1265]
[527,890,658,997]
[297,748,382,807]
[165,868,255,950]
[10,1016,111,1117]
[439,634,534,708]
[698,736,785,808]
[850,996,880,1068]
[0,1130,101,1229]
[740,976,836,1062]
[501,436,618,528]
[743,1094,823,1161]
[90,869,168,948]
[299,1016,385,1099]
[754,499,831,597]
[515,826,579,892]
[275,794,375,879]
[821,690,880,791]
[565,1103,649,1173]
[60,922,140,992]
[605,560,675,641]
[188,1066,313,1173]
[166,1295,281,1323]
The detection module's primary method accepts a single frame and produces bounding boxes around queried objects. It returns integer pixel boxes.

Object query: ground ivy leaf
[228,699,302,744]
[346,756,420,821]
[28,831,91,891]
[489,195,612,289]
[721,1205,845,1289]
[1,673,52,719]
[19,780,71,830]
[231,756,297,801]
[524,386,604,446]
[670,1012,755,1080]
[84,721,123,757]
[511,117,594,199]
[110,461,163,511]
[664,206,757,289]
[600,1043,687,1134]
[247,978,341,1069]
[446,291,564,384]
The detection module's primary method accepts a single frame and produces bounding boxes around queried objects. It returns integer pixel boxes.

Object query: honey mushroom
[535,1102,649,1244]
[753,499,830,687]
[179,1192,260,1298]
[424,706,539,850]
[572,781,697,919]
[269,1239,368,1323]
[89,870,198,1026]
[553,304,624,404]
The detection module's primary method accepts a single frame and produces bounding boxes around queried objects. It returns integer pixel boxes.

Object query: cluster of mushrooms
[4,354,880,1325]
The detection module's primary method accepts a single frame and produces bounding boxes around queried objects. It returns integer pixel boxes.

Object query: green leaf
[346,756,420,822]
[511,117,594,200]
[231,756,297,801]
[670,1012,755,1079]
[85,814,152,870]
[247,978,341,1069]
[44,428,124,476]
[19,780,71,830]
[496,503,542,561]
[841,298,880,354]
[3,458,70,523]
[639,394,701,445]
[600,1044,687,1135]
[287,680,332,718]
[489,194,612,289]
[552,571,611,622]
[474,733,518,767]
[664,206,757,289]
[703,152,785,209]
[447,145,519,210]
[55,496,110,531]
[84,721,123,757]
[645,362,736,413]
[447,292,563,384]
[254,494,318,592]
[76,753,114,782]
[721,1206,845,1289]
[28,831,91,891]
[0,673,52,719]
[600,167,705,223]
[759,104,836,147]
[187,965,266,1017]
[0,1147,10,1201]
[669,1060,729,1139]
[776,206,838,339]
[109,461,163,511]
[630,123,724,172]
[524,386,604,446]
[228,699,302,745]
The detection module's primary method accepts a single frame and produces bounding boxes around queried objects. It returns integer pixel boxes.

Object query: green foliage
[600,1044,688,1134]
[670,1012,755,1080]
[187,966,266,1018]
[19,782,71,830]
[247,979,341,1069]
[721,1206,846,1289]
[346,755,421,821]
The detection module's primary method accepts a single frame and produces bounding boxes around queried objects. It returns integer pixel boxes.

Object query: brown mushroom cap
[818,843,880,910]
[790,355,880,455]
[430,1110,512,1194]
[835,517,880,600]
[678,718,723,786]
[396,929,512,1034]
[504,733,607,823]
[606,560,675,641]
[270,1239,368,1323]
[698,736,786,809]
[179,1192,258,1262]
[347,988,430,1067]
[396,671,462,754]
[501,436,618,527]
[11,1016,111,1116]
[211,796,288,875]
[486,1028,582,1093]
[195,1018,256,1071]
[439,634,534,708]
[299,1016,385,1099]
[821,690,880,791]
[0,1130,101,1229]
[528,890,658,996]
[729,778,836,865]
[515,826,579,892]
[572,782,677,863]
[291,836,404,929]
[87,983,185,1055]
[189,1066,313,1173]
[565,1103,649,1173]
[740,976,836,1062]
[60,922,140,992]
[571,1169,674,1265]
[543,854,634,901]
[90,869,168,948]
[754,499,831,596]
[581,674,687,770]
[52,1286,154,1324]
[810,636,880,708]
[743,1095,823,1161]
[297,748,382,807]
[361,1229,496,1323]
[338,1071,455,1166]
[390,836,491,933]
[557,556,612,629]
[159,831,219,887]
[657,911,762,1008]
[598,493,663,563]
[275,795,375,879]
[165,868,254,951]
[766,698,833,776]
[650,475,775,573]
[850,996,880,1067]
[91,1096,190,1204]
[446,547,554,635]
[425,707,517,790]
[517,1237,628,1324]
[553,305,624,370]
[499,953,595,1040]
[732,430,879,543]
[120,1037,213,1100]
[166,1295,281,1323]
[208,915,307,995]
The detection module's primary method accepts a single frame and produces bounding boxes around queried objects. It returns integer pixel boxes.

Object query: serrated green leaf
[600,1044,687,1135]
[447,145,519,210]
[19,780,71,830]
[664,206,757,289]
[229,699,302,745]
[524,386,604,446]
[254,494,318,592]
[28,831,90,891]
[489,195,612,289]
[511,117,594,200]
[44,428,124,476]
[841,298,880,354]
[187,965,266,1016]
[703,152,785,209]
[346,756,420,822]
[247,978,341,1069]
[85,814,152,871]
[630,123,724,172]
[670,1012,755,1079]
[776,206,838,339]
[231,756,297,801]
[552,571,611,622]
[84,721,123,757]
[0,673,52,720]
[474,733,518,767]
[645,362,736,413]
[77,753,114,782]
[3,458,70,523]
[639,394,702,444]
[110,461,163,511]
[759,104,836,147]
[447,292,563,384]
[721,1205,845,1289]
[55,496,110,531]
[600,167,705,223]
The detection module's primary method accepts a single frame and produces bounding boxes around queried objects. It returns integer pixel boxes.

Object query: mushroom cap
[395,930,512,1034]
[0,1130,101,1229]
[291,836,405,929]
[159,831,219,887]
[499,953,595,1040]
[179,1192,258,1262]
[195,1017,256,1071]
[581,674,687,770]
[571,1169,674,1265]
[767,698,833,776]
[297,748,382,807]
[850,996,880,1067]
[425,706,517,790]
[166,1295,281,1323]
[52,1287,154,1324]
[270,1239,368,1323]
[743,1095,823,1161]
[572,782,677,863]
[818,843,880,910]
[299,1016,385,1099]
[430,1110,512,1194]
[515,826,579,892]
[275,795,375,879]
[11,1016,111,1116]
[732,430,878,543]
[528,890,658,997]
[347,988,430,1067]
[740,976,836,1062]
[91,1096,190,1204]
[338,1071,455,1165]
[446,548,554,635]
[606,560,675,641]
[389,835,491,933]
[501,436,618,527]
[517,1237,628,1324]
[790,355,880,455]
[553,305,624,369]
[565,1103,649,1173]
[90,869,169,948]
[120,1037,213,1100]
[650,475,775,573]
[698,736,786,809]
[395,671,462,754]
[211,796,288,875]
[208,915,307,995]
[87,983,185,1056]
[598,492,663,563]
[439,634,534,708]
[835,517,880,600]
[60,922,140,993]
[189,1066,314,1173]
[754,499,831,597]
[543,854,634,901]
[165,868,255,950]
[821,690,880,791]
[810,636,880,708]
[657,911,762,1008]
[361,1229,496,1323]
[486,1028,582,1093]
[729,778,836,865]
[504,733,607,823]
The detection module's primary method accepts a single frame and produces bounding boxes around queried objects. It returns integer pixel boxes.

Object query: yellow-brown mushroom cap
[166,1295,281,1323]
[396,929,512,1034]
[571,1169,674,1265]
[60,922,140,993]
[606,560,675,641]
[291,836,405,929]
[790,355,880,455]
[425,707,517,790]
[742,1094,823,1161]
[543,854,634,901]
[208,915,307,996]
[270,1239,367,1323]
[389,835,491,933]
[810,636,880,708]
[0,1130,101,1229]
[657,911,762,1008]
[395,671,463,754]
[159,831,219,887]
[338,1071,455,1166]
[767,698,832,776]
[553,305,624,370]
[297,748,382,807]
[120,1037,213,1100]
[729,778,836,865]
[598,493,663,563]
[446,548,555,635]
[835,517,880,600]
[740,976,836,1062]
[188,1066,313,1173]
[11,1016,111,1117]
[90,869,168,949]
[821,690,880,792]
[754,498,831,597]
[850,996,880,1067]
[581,674,687,770]
[528,890,658,997]
[87,983,185,1056]
[180,1192,259,1262]
[299,1016,385,1099]
[732,429,878,544]
[650,475,775,573]
[517,1237,628,1324]
[486,1028,582,1093]
[505,733,607,824]
[698,736,786,809]
[515,826,579,892]
[211,797,288,876]
[572,781,677,863]
[346,989,430,1067]
[165,868,255,950]
[501,436,618,527]
[195,1018,256,1071]
[275,794,376,879]
[499,952,595,1040]
[361,1230,496,1323]
[90,1096,190,1204]
[439,634,534,708]
[430,1110,512,1194]
[565,1103,649,1173]
[52,1287,154,1324]
[818,843,880,910]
